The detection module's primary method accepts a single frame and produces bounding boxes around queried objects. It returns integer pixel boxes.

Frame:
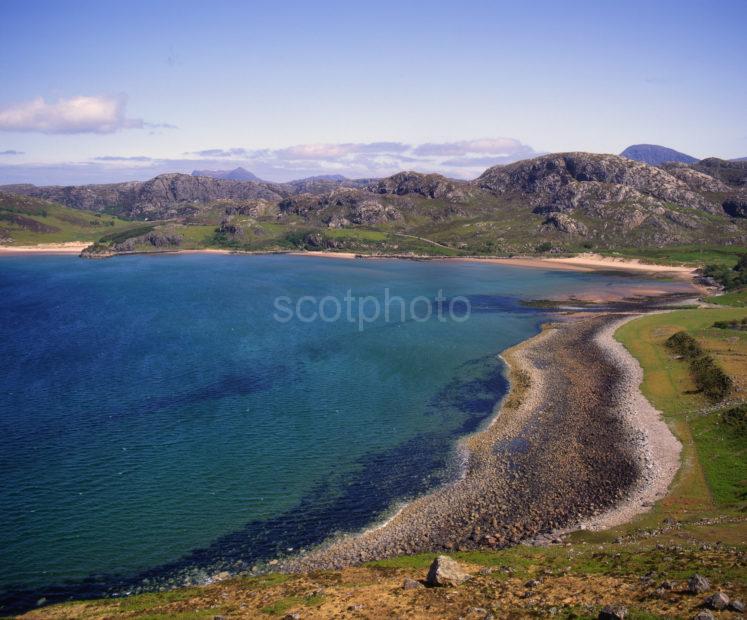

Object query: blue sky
[0,0,745,184]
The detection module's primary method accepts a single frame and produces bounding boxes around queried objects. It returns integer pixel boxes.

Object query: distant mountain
[620,144,697,165]
[192,167,261,182]
[297,174,348,182]
[732,157,747,162]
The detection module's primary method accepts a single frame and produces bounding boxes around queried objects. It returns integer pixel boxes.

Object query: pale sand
[0,242,92,254]
[288,251,359,260]
[454,253,697,278]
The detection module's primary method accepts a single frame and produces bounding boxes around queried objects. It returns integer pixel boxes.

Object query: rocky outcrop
[280,188,402,225]
[722,193,747,218]
[540,213,588,235]
[114,231,183,252]
[369,172,471,202]
[477,153,720,214]
[4,174,288,219]
[660,164,730,192]
[691,158,747,187]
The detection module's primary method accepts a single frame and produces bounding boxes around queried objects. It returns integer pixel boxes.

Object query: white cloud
[0,95,157,134]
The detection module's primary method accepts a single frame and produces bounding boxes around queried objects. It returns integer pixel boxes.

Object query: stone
[426,555,471,587]
[692,611,714,620]
[402,578,424,590]
[525,579,540,588]
[282,614,301,620]
[729,599,744,612]
[687,574,710,594]
[704,591,729,610]
[598,604,628,619]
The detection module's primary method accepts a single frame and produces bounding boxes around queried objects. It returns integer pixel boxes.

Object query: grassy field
[706,288,747,307]
[614,307,747,521]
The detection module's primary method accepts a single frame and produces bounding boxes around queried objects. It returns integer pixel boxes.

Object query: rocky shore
[285,305,683,571]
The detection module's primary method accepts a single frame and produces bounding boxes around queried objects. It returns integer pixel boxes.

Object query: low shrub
[666,330,732,401]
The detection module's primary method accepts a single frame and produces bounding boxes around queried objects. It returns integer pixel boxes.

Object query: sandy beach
[286,298,684,571]
[0,242,92,254]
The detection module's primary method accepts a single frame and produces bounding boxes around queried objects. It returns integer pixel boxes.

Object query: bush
[535,241,553,253]
[721,404,747,435]
[703,253,747,290]
[666,330,732,401]
[666,331,703,359]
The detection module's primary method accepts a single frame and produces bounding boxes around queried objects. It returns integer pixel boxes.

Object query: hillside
[3,152,747,257]
[0,192,142,246]
[620,144,698,165]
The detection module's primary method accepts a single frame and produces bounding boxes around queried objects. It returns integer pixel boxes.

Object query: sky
[0,0,745,184]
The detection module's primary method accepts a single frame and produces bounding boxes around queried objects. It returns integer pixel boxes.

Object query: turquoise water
[0,254,668,609]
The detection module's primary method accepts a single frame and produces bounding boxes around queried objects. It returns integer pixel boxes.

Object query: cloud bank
[0,138,542,185]
[182,137,541,180]
[0,95,166,134]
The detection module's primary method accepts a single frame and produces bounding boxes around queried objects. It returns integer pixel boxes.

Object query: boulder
[704,591,729,610]
[598,604,628,619]
[425,555,471,587]
[687,574,710,594]
[402,578,424,590]
[692,611,715,620]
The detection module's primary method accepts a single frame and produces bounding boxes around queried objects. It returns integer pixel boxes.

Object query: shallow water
[0,254,681,608]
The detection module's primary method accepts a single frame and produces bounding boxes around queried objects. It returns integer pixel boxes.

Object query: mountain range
[2,152,746,256]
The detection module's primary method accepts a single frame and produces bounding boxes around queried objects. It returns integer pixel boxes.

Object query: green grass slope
[0,192,138,245]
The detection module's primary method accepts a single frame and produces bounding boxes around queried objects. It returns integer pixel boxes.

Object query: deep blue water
[0,254,668,611]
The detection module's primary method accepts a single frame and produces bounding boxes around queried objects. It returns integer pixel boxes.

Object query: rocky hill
[620,143,697,165]
[3,152,747,253]
[3,173,289,219]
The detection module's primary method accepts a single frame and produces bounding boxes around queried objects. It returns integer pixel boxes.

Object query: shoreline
[284,299,685,572]
[0,244,703,279]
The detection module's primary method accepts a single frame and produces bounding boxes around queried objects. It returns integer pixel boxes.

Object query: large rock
[425,555,470,587]
[687,574,710,594]
[598,604,628,620]
[704,591,729,610]
[540,213,588,236]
